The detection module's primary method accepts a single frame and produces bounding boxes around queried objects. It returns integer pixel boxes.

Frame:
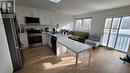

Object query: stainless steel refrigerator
[0,8,23,71]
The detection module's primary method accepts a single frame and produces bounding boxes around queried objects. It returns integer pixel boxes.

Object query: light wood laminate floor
[15,46,130,73]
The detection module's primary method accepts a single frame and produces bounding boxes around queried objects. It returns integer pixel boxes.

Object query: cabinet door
[16,6,32,24]
[23,7,32,16]
[20,33,28,48]
[16,6,26,24]
[32,8,39,17]
[16,15,24,24]
[57,42,67,56]
[48,35,52,48]
[42,33,47,45]
[44,11,51,24]
[39,10,44,25]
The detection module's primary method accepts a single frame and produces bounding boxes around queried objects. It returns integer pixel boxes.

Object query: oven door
[28,35,42,47]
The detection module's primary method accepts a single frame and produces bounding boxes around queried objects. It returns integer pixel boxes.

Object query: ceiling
[16,0,130,15]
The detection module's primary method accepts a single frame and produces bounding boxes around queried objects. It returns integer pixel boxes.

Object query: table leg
[67,49,69,54]
[88,48,92,66]
[75,53,79,68]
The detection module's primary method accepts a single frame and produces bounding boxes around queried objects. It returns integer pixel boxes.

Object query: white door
[102,16,130,52]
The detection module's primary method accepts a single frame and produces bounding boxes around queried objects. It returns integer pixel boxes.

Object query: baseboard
[100,45,126,54]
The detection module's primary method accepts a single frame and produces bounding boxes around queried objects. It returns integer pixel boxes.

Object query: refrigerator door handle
[16,47,19,49]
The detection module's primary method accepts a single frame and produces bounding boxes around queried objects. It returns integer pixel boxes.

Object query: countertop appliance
[27,28,42,47]
[1,9,24,71]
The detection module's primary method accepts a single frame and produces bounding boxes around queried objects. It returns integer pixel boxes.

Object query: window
[75,18,92,31]
[76,19,82,29]
[102,16,130,52]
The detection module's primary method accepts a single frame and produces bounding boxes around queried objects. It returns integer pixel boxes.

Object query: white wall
[15,5,73,28]
[74,6,130,34]
[0,11,13,73]
[52,12,73,29]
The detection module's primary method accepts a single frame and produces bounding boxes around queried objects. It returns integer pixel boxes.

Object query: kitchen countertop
[42,32,92,67]
[50,33,68,38]
[42,32,68,38]
[47,32,92,53]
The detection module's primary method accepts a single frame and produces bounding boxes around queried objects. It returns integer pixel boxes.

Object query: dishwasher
[51,36,57,55]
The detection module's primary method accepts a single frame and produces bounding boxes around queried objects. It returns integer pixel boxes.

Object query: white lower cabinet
[42,33,52,48]
[42,33,47,45]
[48,34,52,48]
[20,33,28,49]
[57,42,67,56]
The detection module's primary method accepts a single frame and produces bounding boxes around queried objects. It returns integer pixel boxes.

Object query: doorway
[102,16,130,52]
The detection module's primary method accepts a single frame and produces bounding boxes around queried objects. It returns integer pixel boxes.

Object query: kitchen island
[45,33,92,67]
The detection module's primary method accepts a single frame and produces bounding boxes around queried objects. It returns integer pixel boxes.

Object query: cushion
[73,31,89,38]
[88,34,101,42]
[68,36,80,40]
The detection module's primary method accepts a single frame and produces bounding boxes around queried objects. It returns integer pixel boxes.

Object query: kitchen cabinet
[16,5,60,25]
[43,11,52,25]
[47,34,52,48]
[16,6,26,24]
[32,8,39,17]
[57,42,67,56]
[20,32,29,49]
[42,32,52,48]
[42,33,68,55]
[16,6,32,24]
[16,15,24,24]
[42,33,47,45]
[23,7,32,17]
[39,10,44,24]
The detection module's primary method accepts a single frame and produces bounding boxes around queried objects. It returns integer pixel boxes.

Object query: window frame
[75,17,92,31]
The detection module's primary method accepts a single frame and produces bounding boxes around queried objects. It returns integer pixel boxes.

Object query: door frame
[102,16,130,53]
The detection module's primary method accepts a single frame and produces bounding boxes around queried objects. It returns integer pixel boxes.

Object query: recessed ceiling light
[49,0,61,3]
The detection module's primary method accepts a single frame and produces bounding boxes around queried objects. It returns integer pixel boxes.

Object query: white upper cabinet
[16,6,25,24]
[16,6,32,24]
[39,10,52,25]
[16,5,73,26]
[44,10,51,25]
[23,7,32,17]
[39,10,45,25]
[32,8,39,17]
[51,12,57,25]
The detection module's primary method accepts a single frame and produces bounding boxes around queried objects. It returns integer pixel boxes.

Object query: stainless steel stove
[27,28,42,47]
